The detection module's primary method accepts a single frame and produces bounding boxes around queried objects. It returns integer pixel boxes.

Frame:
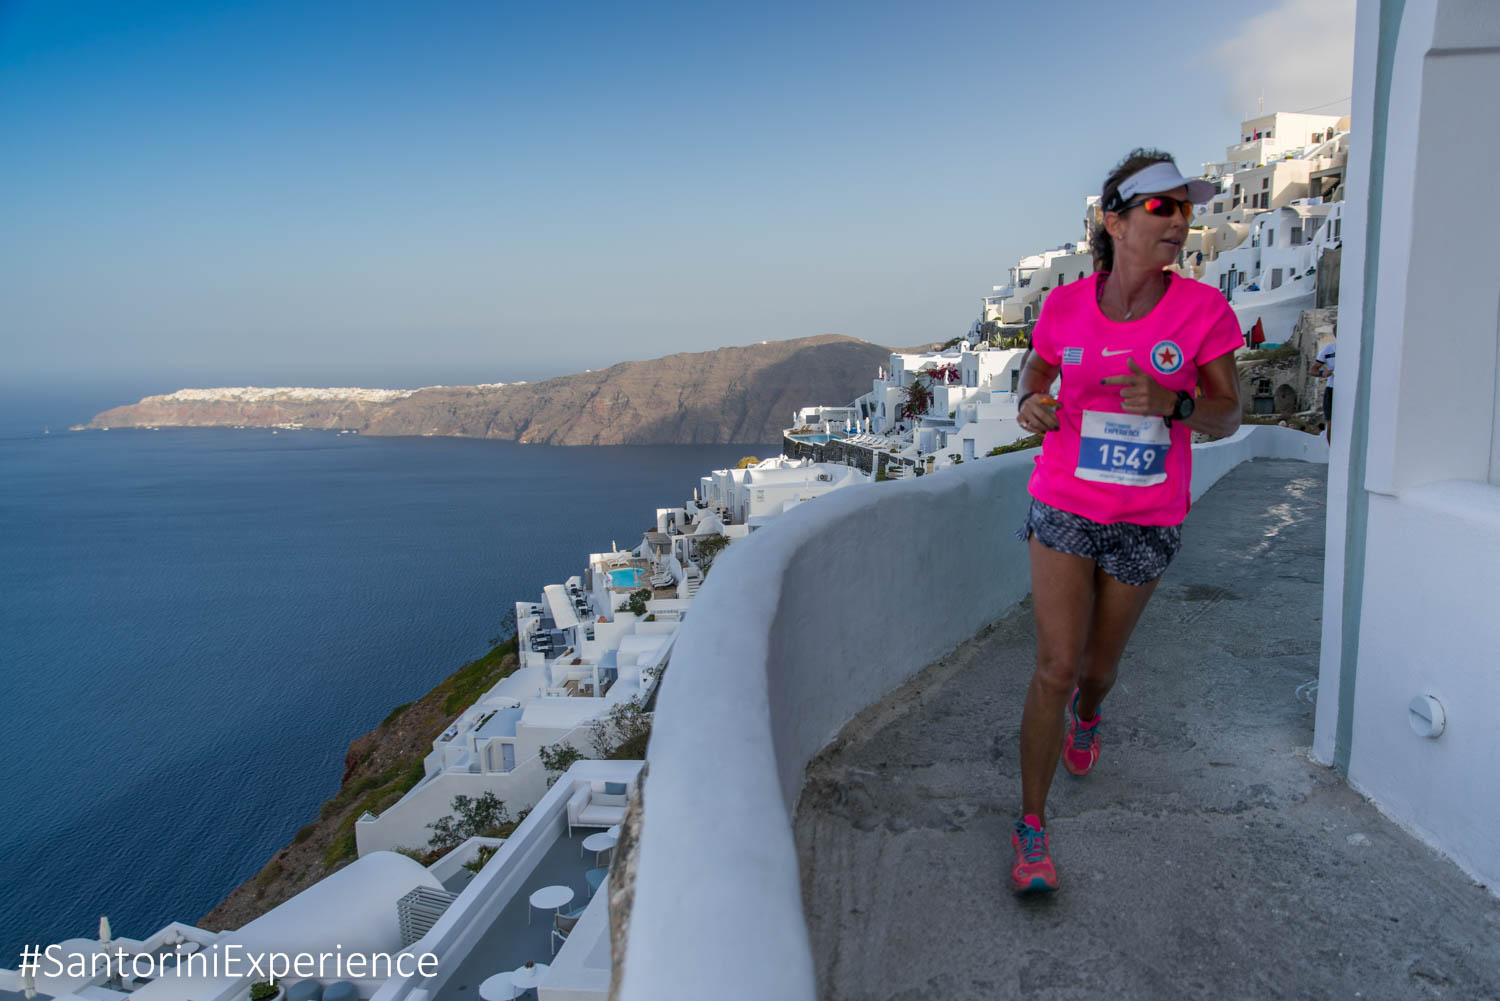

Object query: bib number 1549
[1075,411,1170,487]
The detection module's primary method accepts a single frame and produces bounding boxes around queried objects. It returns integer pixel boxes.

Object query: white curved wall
[620,425,1324,1001]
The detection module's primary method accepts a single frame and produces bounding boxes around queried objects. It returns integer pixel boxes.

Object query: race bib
[1075,411,1170,487]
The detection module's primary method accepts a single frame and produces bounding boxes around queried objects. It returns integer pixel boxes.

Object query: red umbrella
[1251,317,1266,345]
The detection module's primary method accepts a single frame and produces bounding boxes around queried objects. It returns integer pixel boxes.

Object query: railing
[616,426,1328,1001]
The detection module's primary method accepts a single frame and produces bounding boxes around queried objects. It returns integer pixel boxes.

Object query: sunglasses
[1117,194,1195,220]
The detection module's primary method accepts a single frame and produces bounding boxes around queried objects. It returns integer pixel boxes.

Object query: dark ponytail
[1093,148,1177,273]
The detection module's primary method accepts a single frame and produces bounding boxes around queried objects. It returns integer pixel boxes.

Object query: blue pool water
[608,567,645,588]
[0,419,773,963]
[788,431,849,444]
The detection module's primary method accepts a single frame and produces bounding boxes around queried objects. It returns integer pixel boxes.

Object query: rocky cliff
[87,335,891,445]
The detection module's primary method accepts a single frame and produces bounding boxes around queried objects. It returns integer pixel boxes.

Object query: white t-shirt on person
[1316,342,1335,388]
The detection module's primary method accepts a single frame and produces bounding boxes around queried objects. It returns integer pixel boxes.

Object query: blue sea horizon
[0,417,774,963]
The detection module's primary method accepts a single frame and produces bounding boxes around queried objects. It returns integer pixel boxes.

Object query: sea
[0,393,773,964]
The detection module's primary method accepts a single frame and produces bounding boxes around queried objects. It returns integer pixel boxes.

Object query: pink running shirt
[1027,272,1242,526]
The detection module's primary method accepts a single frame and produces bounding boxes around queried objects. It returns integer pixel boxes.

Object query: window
[1290,226,1303,245]
[1077,272,1084,282]
[1234,184,1242,195]
[1213,202,1223,213]
[1010,369,1020,392]
[1334,218,1342,238]
[1057,274,1065,285]
[1262,177,1270,189]
[1266,230,1274,247]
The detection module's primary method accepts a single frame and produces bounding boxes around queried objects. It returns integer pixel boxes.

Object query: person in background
[1008,149,1243,894]
[1312,340,1335,441]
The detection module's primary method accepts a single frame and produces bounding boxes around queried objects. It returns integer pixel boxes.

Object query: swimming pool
[609,567,646,588]
[788,431,850,444]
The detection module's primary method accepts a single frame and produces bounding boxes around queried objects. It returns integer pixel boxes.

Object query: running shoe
[1062,686,1101,776]
[1010,814,1058,893]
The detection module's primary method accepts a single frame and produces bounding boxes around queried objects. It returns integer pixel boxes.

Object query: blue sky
[0,0,1354,400]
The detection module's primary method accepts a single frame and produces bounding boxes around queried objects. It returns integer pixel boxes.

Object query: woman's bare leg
[1074,566,1159,720]
[1019,537,1095,826]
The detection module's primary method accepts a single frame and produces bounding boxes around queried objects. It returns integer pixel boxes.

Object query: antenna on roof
[1258,90,1264,115]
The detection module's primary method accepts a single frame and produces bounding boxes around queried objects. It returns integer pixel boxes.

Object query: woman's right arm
[1017,351,1062,432]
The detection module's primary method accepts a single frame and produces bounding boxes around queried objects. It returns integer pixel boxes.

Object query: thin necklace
[1103,272,1168,320]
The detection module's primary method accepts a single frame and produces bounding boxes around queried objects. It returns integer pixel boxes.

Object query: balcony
[614,428,1500,1000]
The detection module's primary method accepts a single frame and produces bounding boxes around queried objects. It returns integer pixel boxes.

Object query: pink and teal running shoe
[1062,687,1101,776]
[1010,814,1059,893]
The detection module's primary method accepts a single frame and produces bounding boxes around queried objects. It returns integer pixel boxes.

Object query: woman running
[1009,149,1243,893]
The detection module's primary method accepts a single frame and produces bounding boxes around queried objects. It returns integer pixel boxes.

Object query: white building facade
[1315,0,1500,892]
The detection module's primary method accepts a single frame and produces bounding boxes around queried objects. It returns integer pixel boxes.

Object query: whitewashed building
[1314,0,1500,895]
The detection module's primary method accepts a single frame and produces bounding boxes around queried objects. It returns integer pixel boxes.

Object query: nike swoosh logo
[1101,348,1132,356]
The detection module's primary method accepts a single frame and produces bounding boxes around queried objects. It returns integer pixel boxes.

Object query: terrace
[376,760,639,1001]
[617,427,1500,1000]
[429,830,604,1001]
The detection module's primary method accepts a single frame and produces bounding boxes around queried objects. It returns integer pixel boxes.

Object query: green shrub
[591,697,652,759]
[539,742,586,786]
[987,433,1044,457]
[381,702,412,727]
[427,792,511,852]
[253,859,282,890]
[463,843,499,873]
[323,830,356,866]
[1241,342,1299,363]
[250,982,279,1001]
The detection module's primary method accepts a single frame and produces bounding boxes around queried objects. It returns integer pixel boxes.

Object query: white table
[509,963,549,998]
[527,885,574,925]
[581,830,617,865]
[478,973,519,1001]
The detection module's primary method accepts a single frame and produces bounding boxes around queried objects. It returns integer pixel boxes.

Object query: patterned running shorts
[1015,498,1182,587]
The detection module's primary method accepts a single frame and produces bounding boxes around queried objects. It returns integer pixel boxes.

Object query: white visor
[1113,160,1217,207]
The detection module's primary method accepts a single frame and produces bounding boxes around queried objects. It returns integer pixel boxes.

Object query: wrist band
[1017,391,1037,410]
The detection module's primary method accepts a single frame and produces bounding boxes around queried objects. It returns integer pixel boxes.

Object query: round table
[509,963,549,998]
[527,885,574,925]
[478,973,519,1001]
[581,830,617,865]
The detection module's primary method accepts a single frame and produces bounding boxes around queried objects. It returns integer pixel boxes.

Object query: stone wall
[1237,306,1337,416]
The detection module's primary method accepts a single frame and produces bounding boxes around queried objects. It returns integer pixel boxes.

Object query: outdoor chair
[584,866,608,897]
[322,983,357,1001]
[550,904,585,956]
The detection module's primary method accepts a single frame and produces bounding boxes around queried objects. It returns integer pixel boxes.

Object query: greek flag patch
[1063,347,1083,365]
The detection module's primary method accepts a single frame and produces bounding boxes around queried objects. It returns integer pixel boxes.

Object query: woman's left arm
[1184,352,1241,438]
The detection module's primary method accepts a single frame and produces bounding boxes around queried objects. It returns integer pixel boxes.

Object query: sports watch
[1166,390,1195,426]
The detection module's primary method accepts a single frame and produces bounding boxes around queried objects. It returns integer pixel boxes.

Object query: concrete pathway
[796,459,1500,1001]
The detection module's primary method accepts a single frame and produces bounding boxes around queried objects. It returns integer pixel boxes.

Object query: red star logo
[1157,346,1178,368]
